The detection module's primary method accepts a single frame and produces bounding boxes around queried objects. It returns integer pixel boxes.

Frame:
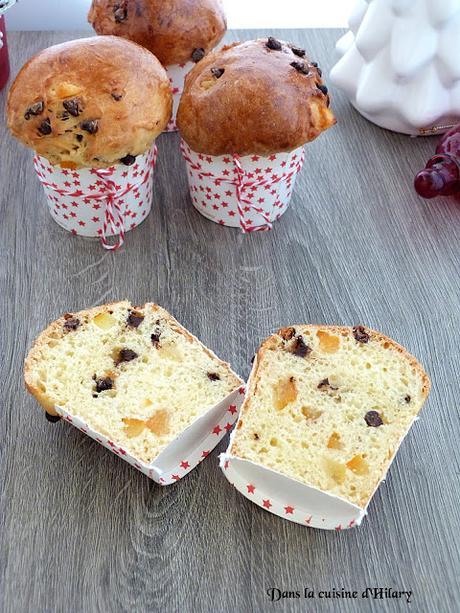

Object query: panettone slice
[25,301,242,464]
[228,325,430,510]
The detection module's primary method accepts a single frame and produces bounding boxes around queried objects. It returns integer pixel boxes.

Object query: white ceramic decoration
[0,0,16,16]
[330,0,460,135]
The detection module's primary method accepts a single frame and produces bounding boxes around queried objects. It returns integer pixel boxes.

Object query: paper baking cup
[180,141,305,232]
[220,358,418,529]
[164,61,194,132]
[220,427,417,530]
[220,454,366,530]
[33,144,157,250]
[53,385,245,485]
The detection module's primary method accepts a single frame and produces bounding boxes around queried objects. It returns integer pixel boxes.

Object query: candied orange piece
[317,330,340,353]
[122,418,146,438]
[301,406,322,421]
[60,161,77,170]
[346,454,369,475]
[273,376,298,410]
[93,312,116,330]
[146,409,170,436]
[327,432,342,450]
[55,82,82,98]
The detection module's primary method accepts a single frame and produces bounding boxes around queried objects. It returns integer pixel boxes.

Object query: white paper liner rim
[219,453,366,530]
[54,382,245,486]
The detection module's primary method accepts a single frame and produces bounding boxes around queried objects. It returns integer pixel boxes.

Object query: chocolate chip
[353,326,370,344]
[207,372,220,381]
[405,395,411,403]
[63,317,80,332]
[63,98,83,117]
[253,433,260,440]
[291,46,306,58]
[80,120,98,134]
[113,4,127,23]
[76,134,83,142]
[127,311,144,328]
[364,410,383,427]
[316,67,323,78]
[317,378,338,390]
[311,61,318,67]
[266,37,282,51]
[250,355,255,364]
[279,327,296,341]
[290,61,309,75]
[61,112,70,121]
[95,377,114,393]
[117,348,138,364]
[45,412,61,423]
[111,92,123,101]
[291,335,312,358]
[38,118,52,136]
[151,331,161,348]
[120,154,136,166]
[24,101,44,120]
[211,68,225,79]
[192,47,205,63]
[317,84,328,95]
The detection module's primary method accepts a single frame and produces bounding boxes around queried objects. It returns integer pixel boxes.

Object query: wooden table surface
[1,29,459,613]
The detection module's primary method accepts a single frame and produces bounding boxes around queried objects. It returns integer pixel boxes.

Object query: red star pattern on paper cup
[51,385,245,486]
[34,144,158,250]
[219,455,365,530]
[180,140,305,232]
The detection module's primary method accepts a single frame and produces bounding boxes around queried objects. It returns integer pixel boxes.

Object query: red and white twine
[180,140,305,233]
[33,144,157,251]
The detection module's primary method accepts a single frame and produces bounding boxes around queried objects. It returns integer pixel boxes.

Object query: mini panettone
[229,325,430,510]
[88,0,227,66]
[177,38,336,156]
[7,36,172,168]
[24,301,242,464]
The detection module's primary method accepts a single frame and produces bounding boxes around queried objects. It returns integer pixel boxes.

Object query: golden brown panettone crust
[7,36,172,168]
[88,0,227,66]
[177,39,336,156]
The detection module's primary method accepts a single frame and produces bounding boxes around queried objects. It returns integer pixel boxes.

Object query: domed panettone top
[7,36,172,168]
[177,39,336,156]
[88,0,227,67]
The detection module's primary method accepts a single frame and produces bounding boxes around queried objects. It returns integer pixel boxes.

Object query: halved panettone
[25,301,242,463]
[229,325,430,509]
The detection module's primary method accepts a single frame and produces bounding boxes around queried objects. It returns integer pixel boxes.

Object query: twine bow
[34,145,157,251]
[180,140,305,233]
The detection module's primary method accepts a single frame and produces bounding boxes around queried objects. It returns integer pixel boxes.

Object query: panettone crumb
[24,301,242,463]
[230,325,430,508]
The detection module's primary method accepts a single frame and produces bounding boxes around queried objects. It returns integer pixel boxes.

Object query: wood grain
[0,29,459,613]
